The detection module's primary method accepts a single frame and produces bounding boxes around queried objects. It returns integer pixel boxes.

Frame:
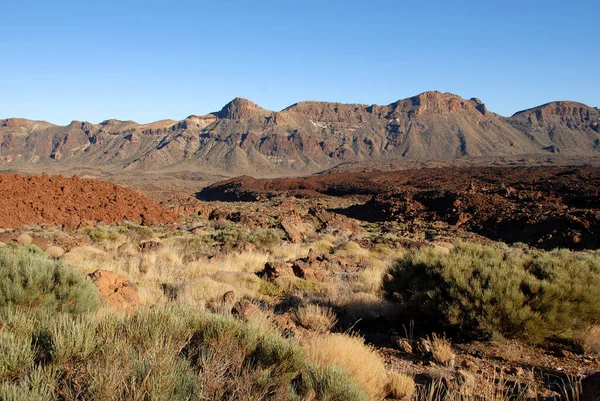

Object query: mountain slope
[1,92,598,178]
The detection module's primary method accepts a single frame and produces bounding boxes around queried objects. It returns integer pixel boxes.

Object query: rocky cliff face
[1,91,598,177]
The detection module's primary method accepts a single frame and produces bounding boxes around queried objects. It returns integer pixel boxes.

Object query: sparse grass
[383,242,600,342]
[293,304,337,333]
[303,332,389,400]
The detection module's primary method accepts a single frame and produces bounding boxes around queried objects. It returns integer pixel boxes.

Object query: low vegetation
[383,242,600,342]
[0,245,98,314]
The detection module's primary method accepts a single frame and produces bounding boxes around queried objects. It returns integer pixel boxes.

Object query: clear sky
[1,0,598,125]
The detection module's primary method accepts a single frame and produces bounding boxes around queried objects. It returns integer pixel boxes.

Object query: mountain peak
[217,98,270,119]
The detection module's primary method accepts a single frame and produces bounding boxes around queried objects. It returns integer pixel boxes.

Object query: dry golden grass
[424,334,455,367]
[303,332,388,400]
[355,259,390,294]
[386,372,416,400]
[293,304,337,333]
[334,241,370,259]
[575,325,600,357]
[44,246,65,259]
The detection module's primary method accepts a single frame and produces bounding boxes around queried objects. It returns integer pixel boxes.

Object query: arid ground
[0,165,599,400]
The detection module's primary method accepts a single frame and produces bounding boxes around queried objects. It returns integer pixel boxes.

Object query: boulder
[280,217,308,243]
[291,262,323,280]
[231,299,260,320]
[87,269,140,311]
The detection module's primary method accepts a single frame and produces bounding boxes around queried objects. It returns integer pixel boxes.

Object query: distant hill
[1,91,599,179]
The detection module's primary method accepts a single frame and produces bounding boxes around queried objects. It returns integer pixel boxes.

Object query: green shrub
[116,223,155,242]
[244,228,285,249]
[0,246,98,314]
[383,242,600,342]
[79,225,121,243]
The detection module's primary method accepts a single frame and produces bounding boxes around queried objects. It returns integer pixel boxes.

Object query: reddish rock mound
[0,174,176,228]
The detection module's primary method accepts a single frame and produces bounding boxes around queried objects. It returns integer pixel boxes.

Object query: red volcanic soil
[199,166,600,250]
[0,174,176,229]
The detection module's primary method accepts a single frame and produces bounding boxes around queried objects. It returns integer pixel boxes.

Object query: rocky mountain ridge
[1,91,599,178]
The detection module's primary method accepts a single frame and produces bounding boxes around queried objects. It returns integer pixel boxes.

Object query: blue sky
[1,0,598,125]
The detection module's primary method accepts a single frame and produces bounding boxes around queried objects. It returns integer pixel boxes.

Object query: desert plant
[383,242,600,342]
[0,304,368,401]
[244,228,285,249]
[574,325,600,357]
[386,372,416,400]
[79,225,121,243]
[303,332,389,399]
[293,304,338,333]
[0,246,99,314]
[116,222,155,242]
[422,333,455,367]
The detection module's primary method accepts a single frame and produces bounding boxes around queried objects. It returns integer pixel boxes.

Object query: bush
[383,242,600,342]
[0,246,99,314]
[0,305,368,401]
[116,223,155,242]
[79,225,120,243]
[244,228,285,249]
[293,304,337,333]
[386,372,415,400]
[303,332,389,399]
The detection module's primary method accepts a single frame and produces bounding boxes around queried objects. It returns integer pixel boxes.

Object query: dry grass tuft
[293,304,337,333]
[386,372,416,400]
[423,333,455,367]
[16,234,32,246]
[303,332,388,399]
[44,246,65,259]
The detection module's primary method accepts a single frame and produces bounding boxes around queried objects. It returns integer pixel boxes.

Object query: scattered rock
[231,299,260,320]
[280,217,308,243]
[139,240,162,253]
[256,261,294,279]
[291,262,322,280]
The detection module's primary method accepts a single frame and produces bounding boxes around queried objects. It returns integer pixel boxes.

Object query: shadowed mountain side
[1,92,599,179]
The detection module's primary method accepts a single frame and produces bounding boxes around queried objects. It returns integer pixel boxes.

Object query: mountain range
[1,91,599,179]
